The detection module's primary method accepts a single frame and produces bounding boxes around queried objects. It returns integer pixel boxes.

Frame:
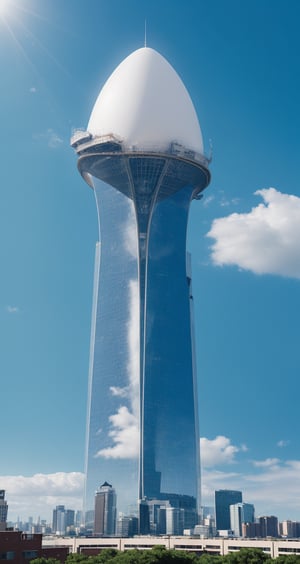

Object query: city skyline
[1,0,300,522]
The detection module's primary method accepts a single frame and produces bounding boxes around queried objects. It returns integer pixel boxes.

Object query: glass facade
[84,181,139,524]
[80,148,210,533]
[215,490,243,531]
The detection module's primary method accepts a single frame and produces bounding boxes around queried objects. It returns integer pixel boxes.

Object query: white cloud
[200,435,242,467]
[6,305,19,314]
[127,279,140,418]
[277,439,290,448]
[96,278,140,460]
[47,129,63,148]
[207,188,300,279]
[252,458,280,468]
[1,472,84,522]
[203,195,215,207]
[33,129,63,149]
[95,406,139,459]
[123,203,138,259]
[29,87,37,93]
[110,386,128,398]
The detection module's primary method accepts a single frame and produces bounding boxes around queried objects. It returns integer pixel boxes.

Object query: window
[22,551,38,559]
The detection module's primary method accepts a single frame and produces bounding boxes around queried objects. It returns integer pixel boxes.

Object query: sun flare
[0,0,12,17]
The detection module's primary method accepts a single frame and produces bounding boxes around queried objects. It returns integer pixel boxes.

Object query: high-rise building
[230,502,255,537]
[75,510,83,529]
[280,520,300,538]
[71,47,210,530]
[94,481,117,536]
[52,505,66,536]
[259,516,279,538]
[242,521,262,538]
[116,515,138,537]
[0,490,8,532]
[52,506,75,535]
[65,509,75,530]
[215,490,243,531]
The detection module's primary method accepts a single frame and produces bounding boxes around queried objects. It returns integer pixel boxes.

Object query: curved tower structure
[71,47,210,534]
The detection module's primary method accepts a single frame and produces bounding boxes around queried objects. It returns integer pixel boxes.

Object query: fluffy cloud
[123,204,138,259]
[1,472,84,522]
[95,406,139,459]
[33,129,63,149]
[109,386,128,398]
[200,435,242,467]
[207,188,300,279]
[277,439,290,448]
[252,458,280,468]
[6,305,19,314]
[96,279,140,460]
[93,200,139,461]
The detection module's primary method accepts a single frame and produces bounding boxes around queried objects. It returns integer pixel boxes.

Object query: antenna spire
[144,19,147,47]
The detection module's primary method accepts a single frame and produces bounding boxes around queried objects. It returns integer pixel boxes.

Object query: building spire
[144,19,147,47]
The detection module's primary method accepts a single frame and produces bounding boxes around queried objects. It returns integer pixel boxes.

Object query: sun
[0,0,12,16]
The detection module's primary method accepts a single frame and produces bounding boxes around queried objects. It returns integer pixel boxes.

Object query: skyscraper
[52,505,75,535]
[259,516,279,538]
[71,47,210,530]
[94,482,117,536]
[215,490,243,531]
[230,502,255,537]
[0,490,8,532]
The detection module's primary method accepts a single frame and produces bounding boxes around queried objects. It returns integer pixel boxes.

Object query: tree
[273,556,300,564]
[223,548,270,564]
[199,553,223,564]
[31,558,61,564]
[66,555,90,563]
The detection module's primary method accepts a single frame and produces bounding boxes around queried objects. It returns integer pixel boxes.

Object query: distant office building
[94,482,117,536]
[166,507,184,535]
[215,490,242,531]
[197,517,215,536]
[215,490,243,531]
[85,509,94,533]
[0,490,8,532]
[280,520,300,538]
[52,506,74,535]
[218,529,235,538]
[52,506,66,536]
[200,506,215,521]
[138,494,197,535]
[65,510,75,530]
[75,510,83,528]
[138,499,150,535]
[116,515,138,537]
[259,516,279,538]
[194,524,211,537]
[242,521,262,538]
[230,503,255,537]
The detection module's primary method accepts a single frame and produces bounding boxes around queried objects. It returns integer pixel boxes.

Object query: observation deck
[71,131,211,202]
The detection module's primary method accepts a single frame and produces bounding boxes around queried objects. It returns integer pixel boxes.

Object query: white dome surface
[88,47,203,154]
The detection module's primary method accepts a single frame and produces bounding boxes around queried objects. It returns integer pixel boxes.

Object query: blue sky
[1,0,300,522]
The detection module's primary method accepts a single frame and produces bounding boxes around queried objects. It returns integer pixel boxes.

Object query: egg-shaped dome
[88,47,203,154]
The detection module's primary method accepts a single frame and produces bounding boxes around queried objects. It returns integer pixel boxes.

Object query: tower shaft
[74,143,209,529]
